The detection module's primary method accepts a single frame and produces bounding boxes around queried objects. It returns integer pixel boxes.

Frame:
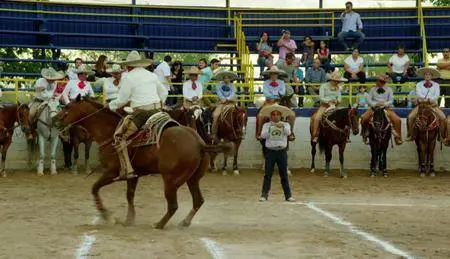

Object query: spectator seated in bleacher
[436,48,450,108]
[67,58,83,81]
[343,48,366,83]
[387,45,410,89]
[182,66,203,109]
[276,30,297,61]
[338,1,365,51]
[276,53,301,107]
[355,85,369,109]
[317,40,332,73]
[257,32,273,78]
[301,35,315,68]
[198,58,220,108]
[304,59,326,107]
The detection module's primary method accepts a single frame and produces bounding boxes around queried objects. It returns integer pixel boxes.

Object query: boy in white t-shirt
[343,48,366,83]
[388,45,410,87]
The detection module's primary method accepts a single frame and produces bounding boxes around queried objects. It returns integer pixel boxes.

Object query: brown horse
[410,103,440,177]
[54,97,233,229]
[0,103,32,176]
[60,126,93,174]
[310,106,359,178]
[446,115,450,147]
[206,104,248,175]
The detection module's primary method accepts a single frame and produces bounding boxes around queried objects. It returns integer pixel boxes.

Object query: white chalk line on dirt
[306,202,414,259]
[200,237,226,259]
[75,216,100,259]
[288,201,440,208]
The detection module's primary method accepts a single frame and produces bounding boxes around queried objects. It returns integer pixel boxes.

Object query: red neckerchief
[270,81,279,87]
[424,80,433,88]
[78,81,86,90]
[54,83,65,94]
[192,82,197,90]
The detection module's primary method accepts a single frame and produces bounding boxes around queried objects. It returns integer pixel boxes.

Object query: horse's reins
[323,108,353,136]
[60,107,107,133]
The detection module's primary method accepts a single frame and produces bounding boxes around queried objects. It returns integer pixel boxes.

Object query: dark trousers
[344,71,366,83]
[261,149,292,200]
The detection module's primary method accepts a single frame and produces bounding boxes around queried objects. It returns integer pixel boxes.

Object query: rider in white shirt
[62,64,95,104]
[182,66,203,109]
[106,51,168,181]
[103,64,124,102]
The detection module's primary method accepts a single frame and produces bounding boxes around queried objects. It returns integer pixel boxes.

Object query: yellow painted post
[348,84,353,106]
[15,79,19,104]
[331,12,335,37]
[102,82,107,104]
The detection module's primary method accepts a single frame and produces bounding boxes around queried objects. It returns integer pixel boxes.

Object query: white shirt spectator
[154,61,171,90]
[103,77,120,101]
[67,67,79,81]
[340,11,363,32]
[109,67,167,111]
[183,80,203,101]
[389,54,410,74]
[34,78,57,100]
[416,80,440,102]
[344,56,364,73]
[62,79,95,104]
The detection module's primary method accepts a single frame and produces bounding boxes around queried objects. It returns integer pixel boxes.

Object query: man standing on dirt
[258,104,295,202]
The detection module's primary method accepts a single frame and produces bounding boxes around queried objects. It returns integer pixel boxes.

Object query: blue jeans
[337,30,365,49]
[261,149,292,200]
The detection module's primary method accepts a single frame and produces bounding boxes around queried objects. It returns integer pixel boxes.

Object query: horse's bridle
[323,108,355,135]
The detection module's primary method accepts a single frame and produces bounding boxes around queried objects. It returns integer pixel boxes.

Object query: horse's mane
[326,107,350,120]
[83,98,122,119]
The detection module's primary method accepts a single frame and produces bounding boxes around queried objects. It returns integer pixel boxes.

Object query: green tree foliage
[429,0,450,6]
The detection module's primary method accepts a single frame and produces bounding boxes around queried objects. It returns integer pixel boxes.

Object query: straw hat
[75,64,94,74]
[417,67,441,79]
[118,51,153,67]
[183,66,203,75]
[259,104,295,118]
[326,70,348,82]
[262,66,288,77]
[41,67,65,80]
[213,70,238,81]
[106,64,124,74]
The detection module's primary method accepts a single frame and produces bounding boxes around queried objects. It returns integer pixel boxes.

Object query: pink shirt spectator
[277,39,297,60]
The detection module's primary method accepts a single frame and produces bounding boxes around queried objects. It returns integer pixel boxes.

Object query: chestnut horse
[0,104,32,176]
[205,104,248,175]
[410,103,440,177]
[368,107,392,177]
[55,97,233,229]
[310,106,359,178]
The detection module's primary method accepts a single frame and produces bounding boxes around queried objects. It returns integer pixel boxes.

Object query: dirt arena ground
[1,168,450,259]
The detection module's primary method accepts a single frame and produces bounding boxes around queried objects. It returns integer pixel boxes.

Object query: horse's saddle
[130,111,180,148]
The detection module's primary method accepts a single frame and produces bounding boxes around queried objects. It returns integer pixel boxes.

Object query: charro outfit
[360,82,403,145]
[108,52,167,180]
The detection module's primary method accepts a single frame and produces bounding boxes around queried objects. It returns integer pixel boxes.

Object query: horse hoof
[124,219,135,227]
[430,172,436,177]
[287,170,292,177]
[383,174,388,178]
[37,172,44,176]
[420,173,425,178]
[233,170,239,176]
[310,168,315,173]
[370,174,376,178]
[178,220,191,227]
[153,223,164,230]
[341,175,348,179]
[1,172,6,178]
[323,174,329,178]
[51,170,58,176]
[222,171,227,176]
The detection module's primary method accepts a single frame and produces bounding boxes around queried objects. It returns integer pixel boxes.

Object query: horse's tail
[202,141,234,155]
[318,134,326,154]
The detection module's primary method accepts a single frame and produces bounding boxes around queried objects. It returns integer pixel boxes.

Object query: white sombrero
[118,51,153,67]
[262,66,288,77]
[326,70,348,82]
[259,104,295,118]
[417,67,441,79]
[41,67,65,80]
[75,64,94,74]
[213,70,238,81]
[106,64,125,74]
[183,66,203,75]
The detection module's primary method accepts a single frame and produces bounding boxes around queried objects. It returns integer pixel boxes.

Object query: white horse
[35,99,61,175]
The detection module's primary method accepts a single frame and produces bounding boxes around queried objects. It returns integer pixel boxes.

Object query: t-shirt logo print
[269,125,283,141]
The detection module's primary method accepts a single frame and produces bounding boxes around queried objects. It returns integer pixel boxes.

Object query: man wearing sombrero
[106,51,168,181]
[256,66,291,139]
[258,104,295,202]
[407,67,447,141]
[62,64,95,104]
[310,70,346,143]
[103,64,124,103]
[182,66,203,109]
[210,70,238,140]
[29,68,65,128]
[360,75,403,145]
